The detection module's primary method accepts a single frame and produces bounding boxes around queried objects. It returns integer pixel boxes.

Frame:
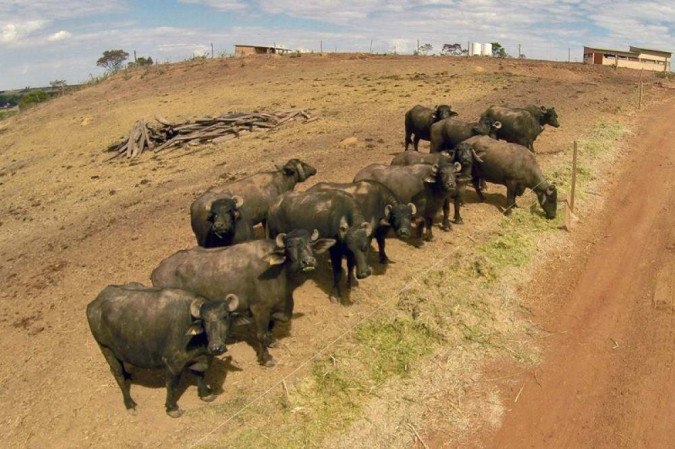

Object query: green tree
[491,42,508,58]
[19,90,49,108]
[129,56,153,68]
[96,49,129,73]
[418,43,433,55]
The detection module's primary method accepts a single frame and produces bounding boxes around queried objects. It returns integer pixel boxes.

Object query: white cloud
[179,0,248,11]
[0,20,46,43]
[0,0,128,21]
[47,30,71,41]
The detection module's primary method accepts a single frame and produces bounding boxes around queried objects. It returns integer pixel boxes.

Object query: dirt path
[481,98,675,449]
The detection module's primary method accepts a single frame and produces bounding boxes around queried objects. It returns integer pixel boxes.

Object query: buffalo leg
[329,247,343,303]
[100,346,137,413]
[375,228,389,263]
[454,194,463,224]
[504,185,517,215]
[346,251,358,287]
[252,307,275,366]
[413,136,421,152]
[441,199,451,231]
[404,132,412,151]
[165,372,183,418]
[189,356,216,402]
[424,216,435,241]
[473,177,485,202]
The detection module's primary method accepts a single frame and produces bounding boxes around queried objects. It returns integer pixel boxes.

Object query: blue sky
[1,0,673,90]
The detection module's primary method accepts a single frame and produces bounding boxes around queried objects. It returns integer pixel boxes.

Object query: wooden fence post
[570,141,578,212]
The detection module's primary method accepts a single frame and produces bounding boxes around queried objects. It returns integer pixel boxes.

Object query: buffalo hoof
[200,394,217,403]
[379,256,390,264]
[348,277,359,287]
[454,218,464,225]
[126,407,138,416]
[329,294,341,304]
[441,224,451,232]
[504,208,513,216]
[167,408,184,418]
[424,235,435,242]
[261,357,276,368]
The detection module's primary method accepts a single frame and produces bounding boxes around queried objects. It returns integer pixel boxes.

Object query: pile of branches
[105,109,317,160]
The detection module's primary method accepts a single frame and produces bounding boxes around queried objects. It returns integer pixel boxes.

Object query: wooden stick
[155,114,173,126]
[407,424,430,449]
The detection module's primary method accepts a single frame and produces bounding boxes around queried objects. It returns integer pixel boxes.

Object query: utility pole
[417,39,420,54]
[568,48,571,62]
[370,39,373,53]
[320,40,323,54]
[133,50,137,62]
[467,40,470,56]
[211,43,214,58]
[518,44,521,58]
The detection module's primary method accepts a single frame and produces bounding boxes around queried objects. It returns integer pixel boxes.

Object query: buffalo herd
[87,103,559,417]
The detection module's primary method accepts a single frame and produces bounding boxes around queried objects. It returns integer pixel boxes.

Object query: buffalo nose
[356,267,372,279]
[302,257,317,267]
[210,345,225,355]
[398,229,411,239]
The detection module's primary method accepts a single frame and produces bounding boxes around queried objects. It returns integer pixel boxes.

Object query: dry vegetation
[0,53,672,449]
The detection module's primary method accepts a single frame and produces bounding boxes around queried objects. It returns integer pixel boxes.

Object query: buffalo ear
[312,238,336,254]
[225,294,239,312]
[185,320,204,336]
[339,216,349,238]
[454,162,462,173]
[440,151,451,159]
[546,184,557,194]
[310,229,320,242]
[190,298,206,318]
[424,176,437,183]
[267,252,287,266]
[361,221,373,237]
[203,198,215,214]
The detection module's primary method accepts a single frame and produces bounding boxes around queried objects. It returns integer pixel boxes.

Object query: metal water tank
[482,43,493,56]
[471,42,483,56]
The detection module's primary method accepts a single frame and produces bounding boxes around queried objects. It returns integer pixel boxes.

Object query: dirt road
[482,99,675,448]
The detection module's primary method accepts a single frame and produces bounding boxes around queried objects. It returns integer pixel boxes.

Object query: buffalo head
[267,228,335,273]
[433,104,458,121]
[536,184,558,219]
[424,161,461,192]
[280,159,317,182]
[338,217,373,279]
[541,106,560,128]
[381,203,416,240]
[188,294,240,355]
[206,196,244,237]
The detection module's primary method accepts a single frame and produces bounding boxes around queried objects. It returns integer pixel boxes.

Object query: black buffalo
[354,161,461,241]
[190,194,253,248]
[404,104,458,151]
[87,284,239,417]
[429,117,502,153]
[479,105,560,152]
[459,135,558,218]
[308,180,416,263]
[151,230,335,366]
[190,159,317,246]
[267,190,373,303]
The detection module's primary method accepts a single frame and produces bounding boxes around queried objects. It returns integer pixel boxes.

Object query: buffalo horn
[492,121,502,129]
[232,195,244,209]
[311,229,320,242]
[408,203,417,215]
[275,233,287,248]
[296,163,306,181]
[471,148,484,163]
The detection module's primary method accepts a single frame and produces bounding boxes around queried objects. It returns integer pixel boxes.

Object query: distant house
[234,44,293,57]
[583,45,671,72]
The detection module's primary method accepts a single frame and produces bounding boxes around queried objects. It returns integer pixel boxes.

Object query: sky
[1,0,673,90]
